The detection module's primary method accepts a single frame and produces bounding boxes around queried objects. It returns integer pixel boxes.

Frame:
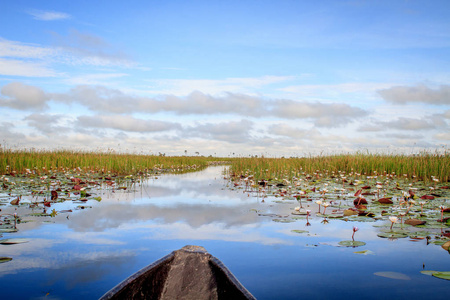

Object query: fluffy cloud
[271,99,367,127]
[378,84,450,105]
[185,120,253,143]
[0,122,26,142]
[23,113,69,135]
[384,117,436,131]
[76,115,181,133]
[0,82,50,110]
[267,123,310,139]
[51,85,367,127]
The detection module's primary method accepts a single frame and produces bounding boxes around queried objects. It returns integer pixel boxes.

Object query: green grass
[0,148,223,175]
[1,148,448,183]
[228,152,450,183]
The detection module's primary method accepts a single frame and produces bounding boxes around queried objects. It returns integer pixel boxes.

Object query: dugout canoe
[99,245,256,300]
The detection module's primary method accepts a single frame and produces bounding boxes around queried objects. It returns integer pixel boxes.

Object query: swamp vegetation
[0,149,449,298]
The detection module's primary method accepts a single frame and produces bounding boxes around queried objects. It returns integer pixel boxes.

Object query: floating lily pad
[0,228,18,233]
[422,270,450,280]
[338,240,366,247]
[0,238,29,245]
[292,210,308,215]
[374,271,411,280]
[404,219,426,226]
[291,230,309,234]
[416,224,449,229]
[377,232,408,238]
[354,250,375,255]
[408,231,430,237]
[343,209,358,216]
[432,271,450,280]
[0,257,12,263]
[420,270,438,276]
[432,240,450,246]
[272,218,294,223]
[442,241,450,251]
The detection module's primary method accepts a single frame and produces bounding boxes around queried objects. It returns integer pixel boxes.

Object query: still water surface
[1,166,449,299]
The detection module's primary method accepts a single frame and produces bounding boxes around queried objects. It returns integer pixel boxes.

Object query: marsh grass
[228,152,450,183]
[1,148,448,183]
[0,148,219,175]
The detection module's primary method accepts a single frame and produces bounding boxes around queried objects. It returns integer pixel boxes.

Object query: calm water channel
[1,166,449,299]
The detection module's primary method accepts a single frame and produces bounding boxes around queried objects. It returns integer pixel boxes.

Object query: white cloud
[185,120,254,144]
[271,99,367,127]
[51,85,368,127]
[0,58,57,77]
[434,132,450,141]
[267,123,310,139]
[0,38,57,58]
[0,82,50,110]
[76,115,181,133]
[383,117,436,131]
[51,29,134,67]
[378,84,450,105]
[24,113,69,134]
[27,10,71,21]
[280,82,392,96]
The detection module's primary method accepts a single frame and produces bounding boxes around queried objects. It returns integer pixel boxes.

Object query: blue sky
[0,0,449,156]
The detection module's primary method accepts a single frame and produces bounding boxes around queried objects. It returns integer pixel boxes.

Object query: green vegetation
[228,152,450,183]
[1,149,448,183]
[0,148,223,175]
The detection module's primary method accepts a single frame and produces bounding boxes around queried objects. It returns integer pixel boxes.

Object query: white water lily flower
[389,216,398,223]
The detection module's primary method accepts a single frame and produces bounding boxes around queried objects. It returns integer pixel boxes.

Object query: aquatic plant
[228,151,450,183]
[352,226,359,241]
[389,216,398,230]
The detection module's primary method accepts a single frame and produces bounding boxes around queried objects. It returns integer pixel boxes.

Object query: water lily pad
[377,232,408,238]
[343,209,358,216]
[404,219,426,226]
[0,238,29,245]
[0,228,18,233]
[0,257,12,263]
[339,240,366,247]
[272,218,294,223]
[442,241,450,251]
[408,231,429,237]
[374,271,411,280]
[420,270,438,276]
[354,250,375,255]
[291,230,309,234]
[292,210,308,215]
[432,272,450,281]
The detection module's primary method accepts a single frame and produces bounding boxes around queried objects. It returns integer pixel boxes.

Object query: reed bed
[228,152,450,183]
[2,148,448,183]
[0,149,219,175]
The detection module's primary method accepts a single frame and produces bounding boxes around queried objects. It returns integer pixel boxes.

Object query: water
[0,166,449,299]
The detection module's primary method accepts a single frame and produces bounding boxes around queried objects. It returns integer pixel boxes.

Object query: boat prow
[99,245,256,300]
